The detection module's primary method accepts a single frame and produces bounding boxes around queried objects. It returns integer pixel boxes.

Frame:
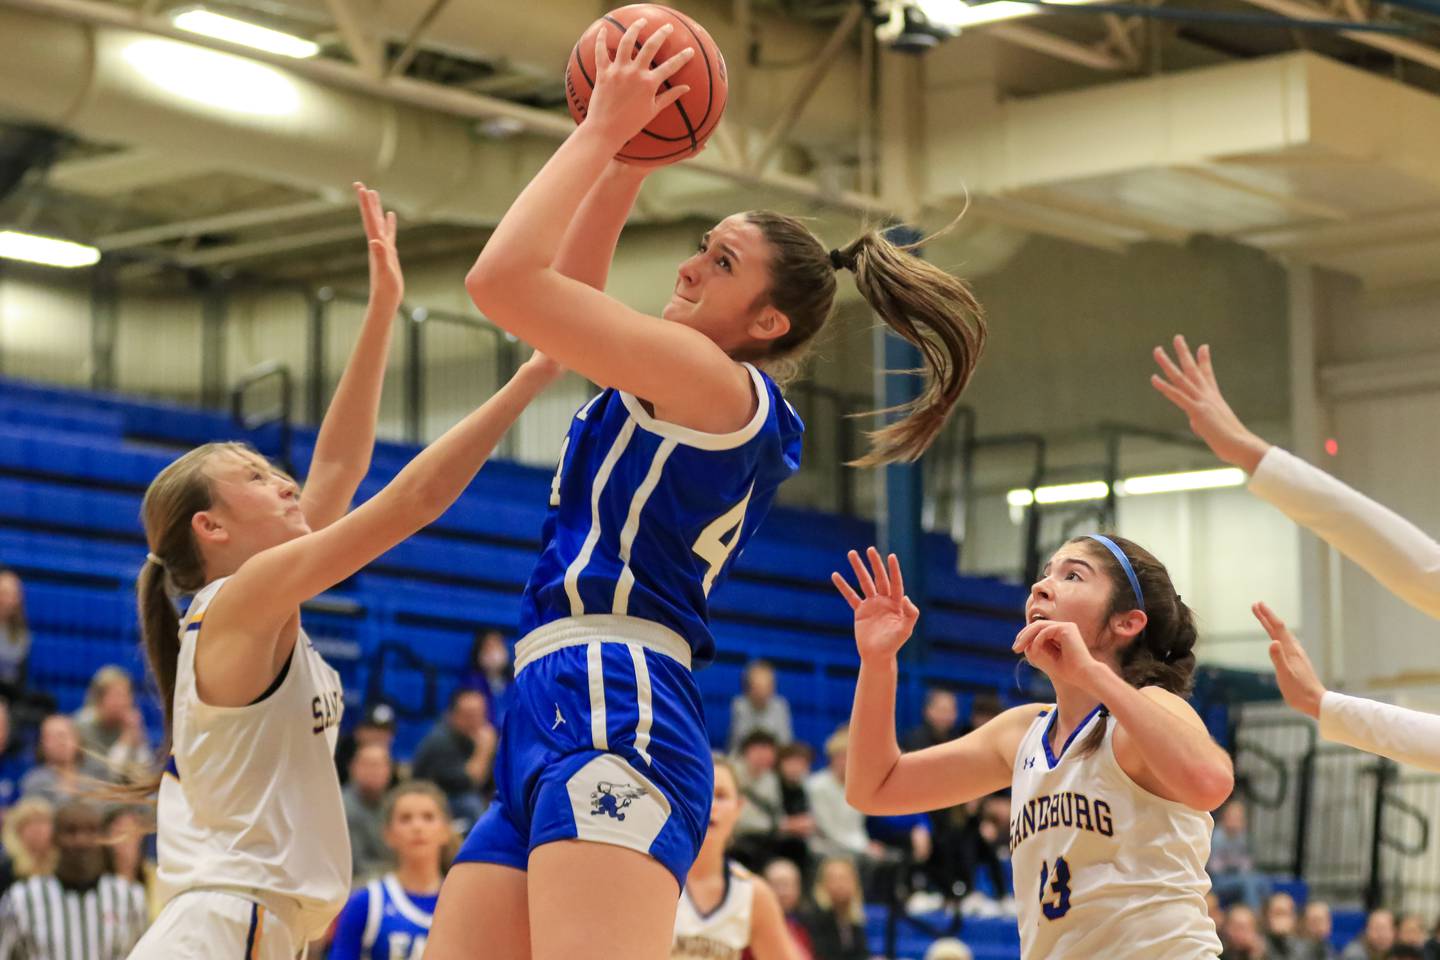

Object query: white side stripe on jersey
[612,438,678,616]
[587,642,608,751]
[362,879,383,950]
[628,643,654,766]
[565,418,638,616]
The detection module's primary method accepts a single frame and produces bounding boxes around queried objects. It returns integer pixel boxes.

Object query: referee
[0,801,147,959]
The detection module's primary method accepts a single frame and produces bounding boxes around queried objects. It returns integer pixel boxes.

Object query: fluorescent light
[1007,467,1248,508]
[1118,467,1246,496]
[0,231,100,268]
[123,39,301,116]
[932,0,1109,29]
[172,9,319,58]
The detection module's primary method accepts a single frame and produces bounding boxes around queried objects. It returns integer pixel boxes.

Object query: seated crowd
[0,563,1435,960]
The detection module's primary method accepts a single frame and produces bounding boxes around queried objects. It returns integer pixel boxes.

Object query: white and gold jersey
[1010,705,1222,960]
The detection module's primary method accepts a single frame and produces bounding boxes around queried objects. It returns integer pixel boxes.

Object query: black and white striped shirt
[0,874,147,960]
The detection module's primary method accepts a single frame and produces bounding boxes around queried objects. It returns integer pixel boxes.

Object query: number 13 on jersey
[1040,856,1072,920]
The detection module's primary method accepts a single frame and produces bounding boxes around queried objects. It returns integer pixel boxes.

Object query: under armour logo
[1024,756,1036,769]
[553,705,566,730]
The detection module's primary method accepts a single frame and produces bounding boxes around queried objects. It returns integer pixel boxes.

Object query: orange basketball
[565,4,728,167]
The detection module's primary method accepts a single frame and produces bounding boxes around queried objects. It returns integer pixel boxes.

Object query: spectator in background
[335,702,399,787]
[412,689,496,828]
[0,700,31,808]
[805,728,882,865]
[1263,891,1302,960]
[1422,919,1440,960]
[1398,917,1427,950]
[731,730,785,869]
[1210,798,1271,910]
[104,806,162,922]
[803,857,869,960]
[763,858,814,959]
[1221,904,1269,960]
[344,742,395,882]
[776,743,816,865]
[924,940,974,960]
[75,666,153,779]
[1207,892,1227,932]
[903,689,960,752]
[728,660,793,752]
[953,794,1012,916]
[0,570,31,699]
[1302,901,1339,960]
[463,629,515,727]
[20,714,106,806]
[966,691,1002,733]
[1341,909,1396,960]
[0,797,55,886]
[0,801,148,958]
[1388,948,1424,960]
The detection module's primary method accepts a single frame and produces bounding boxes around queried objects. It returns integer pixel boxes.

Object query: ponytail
[833,230,986,466]
[739,211,986,467]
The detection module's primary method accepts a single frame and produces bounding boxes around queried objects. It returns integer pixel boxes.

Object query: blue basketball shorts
[454,615,714,888]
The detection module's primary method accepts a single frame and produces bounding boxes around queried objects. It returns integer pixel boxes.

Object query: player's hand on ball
[1253,602,1326,719]
[1150,336,1269,473]
[1012,619,1103,690]
[833,547,919,662]
[589,19,694,143]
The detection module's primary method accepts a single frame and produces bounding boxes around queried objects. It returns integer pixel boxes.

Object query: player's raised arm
[199,353,563,706]
[1154,335,1440,620]
[299,183,403,532]
[835,547,1037,814]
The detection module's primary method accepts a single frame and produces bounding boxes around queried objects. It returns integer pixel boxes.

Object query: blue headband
[1086,535,1144,610]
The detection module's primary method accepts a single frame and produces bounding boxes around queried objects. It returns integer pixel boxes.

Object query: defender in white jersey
[126,186,562,959]
[835,543,1233,960]
[672,757,803,960]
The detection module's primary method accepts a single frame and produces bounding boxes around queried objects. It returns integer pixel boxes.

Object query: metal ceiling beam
[0,0,892,216]
[749,1,864,174]
[96,198,340,250]
[388,0,452,78]
[174,223,363,267]
[320,0,384,77]
[47,147,206,195]
[1171,165,1349,222]
[1012,186,1193,243]
[987,22,1130,71]
[1233,0,1440,72]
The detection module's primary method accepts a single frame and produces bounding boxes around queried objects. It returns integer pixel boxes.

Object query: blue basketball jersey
[520,363,803,665]
[327,874,436,960]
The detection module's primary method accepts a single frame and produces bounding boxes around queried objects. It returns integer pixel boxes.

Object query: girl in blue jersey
[329,781,452,960]
[428,21,987,960]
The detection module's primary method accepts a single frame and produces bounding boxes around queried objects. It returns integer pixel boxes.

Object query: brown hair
[133,441,250,796]
[741,211,987,466]
[382,780,458,871]
[1066,534,1200,757]
[0,568,29,645]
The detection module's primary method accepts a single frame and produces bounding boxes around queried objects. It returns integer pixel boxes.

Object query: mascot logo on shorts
[590,781,647,821]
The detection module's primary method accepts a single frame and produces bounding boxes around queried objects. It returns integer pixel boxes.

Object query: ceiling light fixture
[171,9,319,58]
[0,231,101,269]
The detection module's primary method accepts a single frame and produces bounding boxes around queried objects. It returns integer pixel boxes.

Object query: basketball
[565,3,728,167]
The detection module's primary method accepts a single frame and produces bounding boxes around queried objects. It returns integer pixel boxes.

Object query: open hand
[1012,619,1106,693]
[832,547,919,662]
[587,19,694,146]
[1252,602,1325,719]
[1150,335,1269,473]
[354,182,403,314]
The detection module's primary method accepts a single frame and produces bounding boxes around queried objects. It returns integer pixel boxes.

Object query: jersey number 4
[1039,856,1073,920]
[692,485,754,596]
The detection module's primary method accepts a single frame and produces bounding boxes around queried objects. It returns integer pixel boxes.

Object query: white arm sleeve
[1248,446,1440,619]
[1319,691,1440,773]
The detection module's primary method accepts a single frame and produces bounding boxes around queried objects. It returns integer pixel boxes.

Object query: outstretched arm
[1154,335,1440,620]
[1254,602,1440,772]
[299,184,402,532]
[836,548,1032,815]
[201,354,563,706]
[465,21,753,433]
